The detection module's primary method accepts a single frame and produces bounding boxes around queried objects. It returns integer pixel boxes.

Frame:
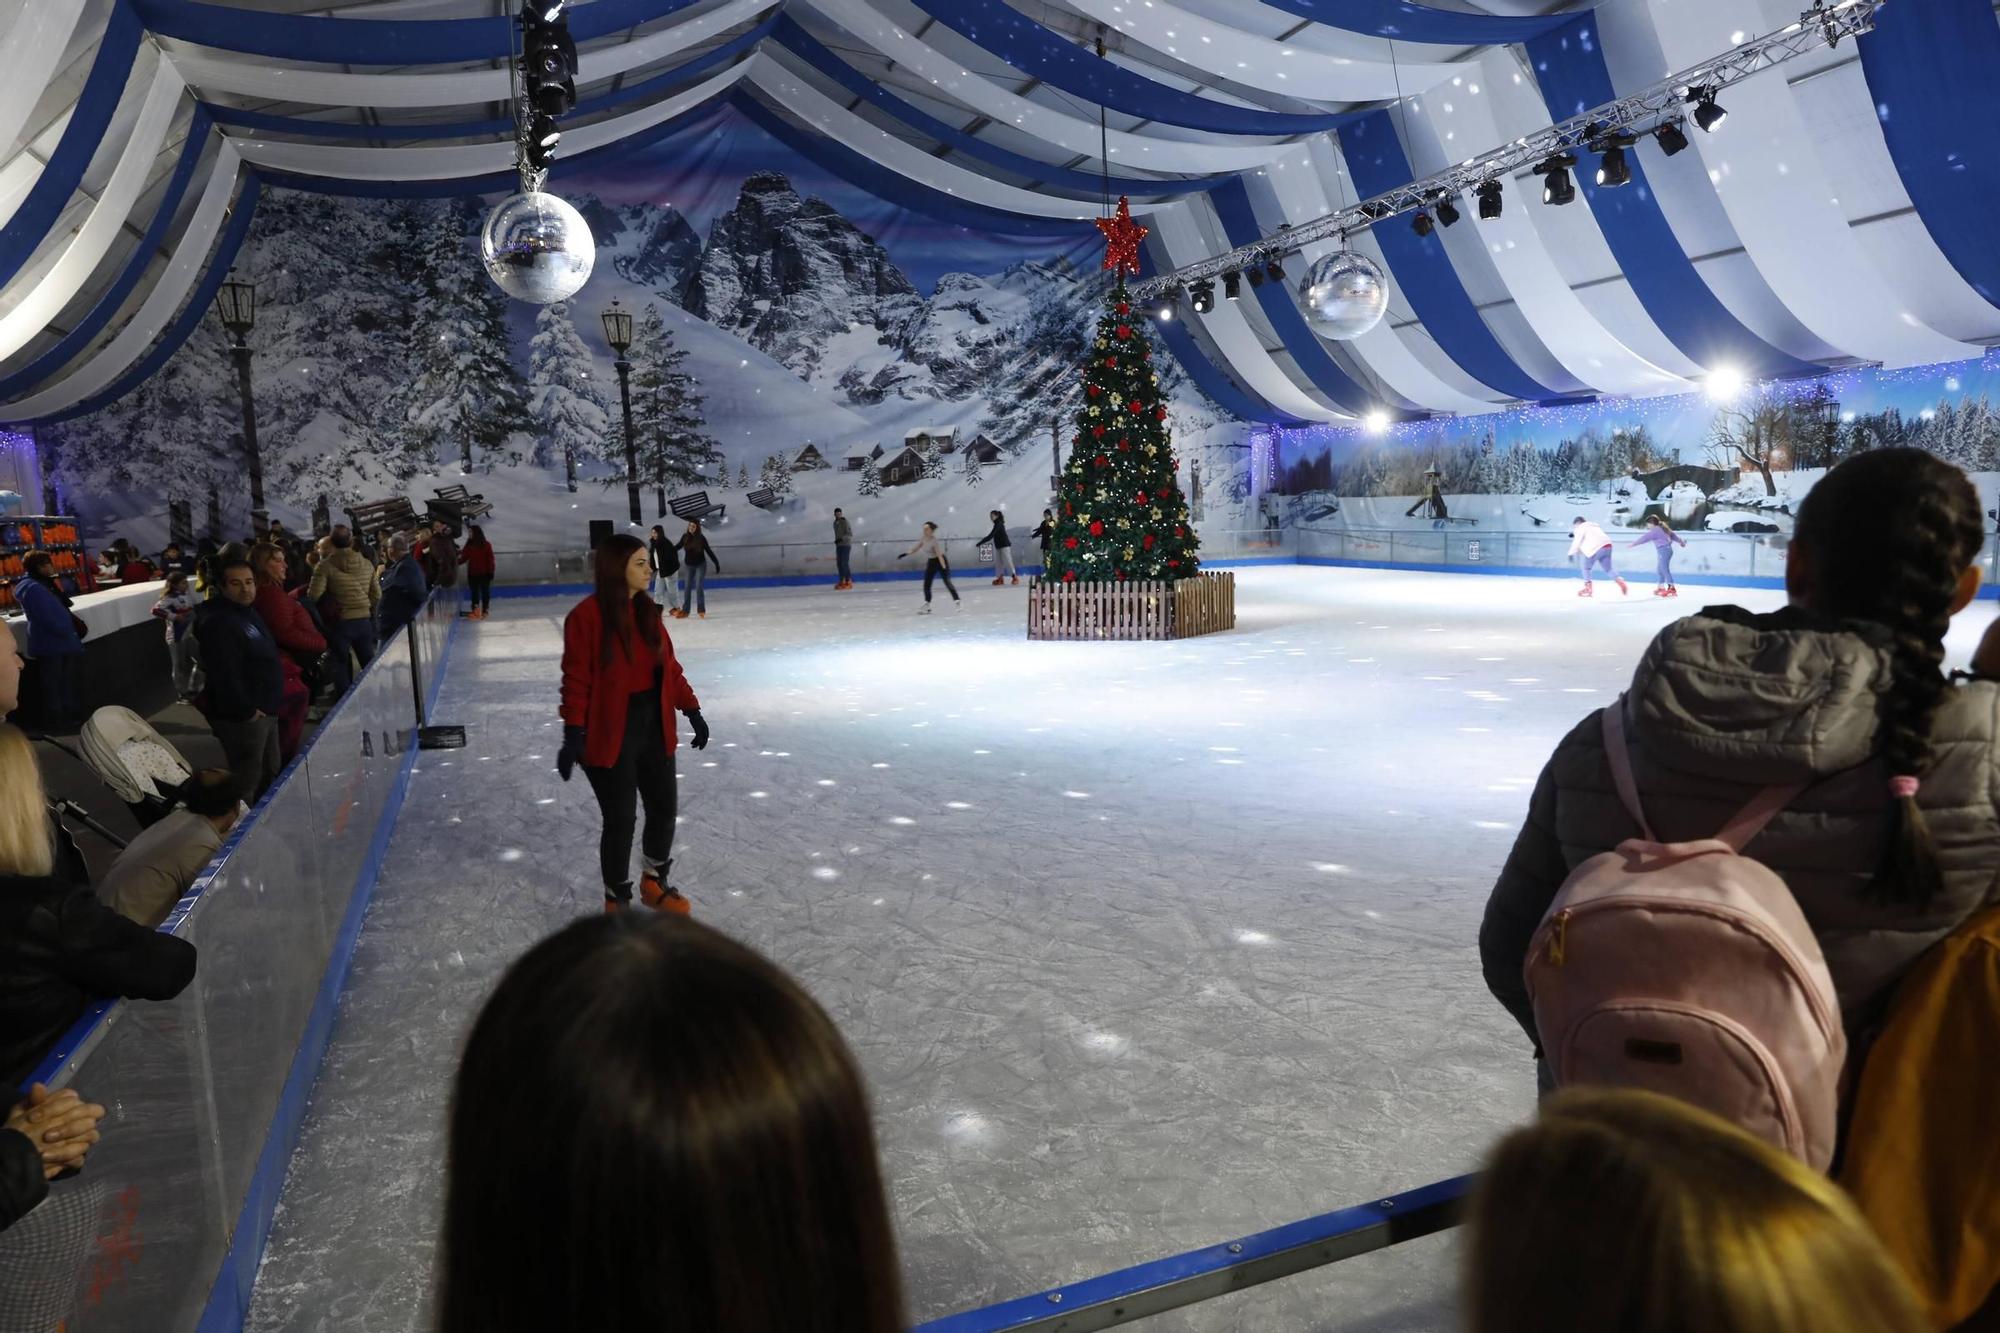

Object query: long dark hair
[465,523,488,548]
[592,534,660,665]
[1792,447,1983,905]
[439,916,906,1333]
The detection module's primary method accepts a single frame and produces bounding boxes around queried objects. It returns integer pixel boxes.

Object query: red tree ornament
[1089,520,1105,536]
[1095,196,1149,278]
[1115,325,1131,339]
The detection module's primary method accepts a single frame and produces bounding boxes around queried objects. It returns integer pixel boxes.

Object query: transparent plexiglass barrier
[0,593,453,1332]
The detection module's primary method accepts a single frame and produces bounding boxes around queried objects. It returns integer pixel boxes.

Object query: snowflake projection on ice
[481,192,595,304]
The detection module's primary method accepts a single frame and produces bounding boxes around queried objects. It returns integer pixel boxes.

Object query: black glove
[897,552,907,559]
[557,725,587,782]
[684,710,709,751]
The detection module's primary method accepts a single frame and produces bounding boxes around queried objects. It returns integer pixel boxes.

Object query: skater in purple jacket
[1628,514,1687,598]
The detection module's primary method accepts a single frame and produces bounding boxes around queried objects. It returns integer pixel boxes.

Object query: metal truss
[1131,0,1886,299]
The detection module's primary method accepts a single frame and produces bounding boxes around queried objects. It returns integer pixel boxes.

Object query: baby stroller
[75,706,195,829]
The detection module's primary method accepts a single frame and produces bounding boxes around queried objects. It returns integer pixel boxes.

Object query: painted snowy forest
[41,125,1251,555]
[1270,357,2000,535]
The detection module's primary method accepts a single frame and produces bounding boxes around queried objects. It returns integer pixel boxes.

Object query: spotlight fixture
[535,0,567,19]
[1222,270,1241,300]
[1364,409,1390,434]
[1689,86,1727,133]
[520,3,579,116]
[1247,262,1266,290]
[1593,131,1636,188]
[1435,196,1460,228]
[1654,120,1690,156]
[1189,279,1215,314]
[1476,178,1502,220]
[1265,254,1286,283]
[1156,286,1181,321]
[525,113,561,170]
[1534,153,1578,206]
[1411,210,1434,238]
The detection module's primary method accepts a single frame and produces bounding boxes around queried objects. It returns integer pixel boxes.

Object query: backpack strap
[1604,698,1806,853]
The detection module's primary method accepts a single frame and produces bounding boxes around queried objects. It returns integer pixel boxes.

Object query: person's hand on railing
[556,726,587,782]
[7,1084,106,1179]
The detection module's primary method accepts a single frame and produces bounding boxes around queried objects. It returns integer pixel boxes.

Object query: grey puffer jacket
[1481,605,2000,1047]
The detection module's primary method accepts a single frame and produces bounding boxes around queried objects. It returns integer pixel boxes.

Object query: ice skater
[898,522,960,613]
[979,510,1018,586]
[1628,514,1687,598]
[555,535,709,915]
[1569,516,1627,598]
[672,519,720,619]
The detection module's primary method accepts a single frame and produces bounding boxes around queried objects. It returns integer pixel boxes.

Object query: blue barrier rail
[916,1174,1474,1333]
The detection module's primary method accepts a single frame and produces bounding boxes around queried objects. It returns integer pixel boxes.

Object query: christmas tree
[1042,199,1198,583]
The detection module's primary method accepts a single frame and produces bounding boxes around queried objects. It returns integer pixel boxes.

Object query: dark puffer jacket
[1481,606,2000,1046]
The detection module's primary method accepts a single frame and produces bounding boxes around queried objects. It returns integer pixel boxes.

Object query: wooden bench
[434,484,492,520]
[346,496,421,541]
[669,490,725,522]
[746,487,778,510]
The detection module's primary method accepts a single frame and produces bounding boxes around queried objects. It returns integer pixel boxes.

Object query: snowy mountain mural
[41,108,1249,558]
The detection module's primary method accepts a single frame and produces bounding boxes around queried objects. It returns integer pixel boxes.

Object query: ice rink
[246,564,1821,1332]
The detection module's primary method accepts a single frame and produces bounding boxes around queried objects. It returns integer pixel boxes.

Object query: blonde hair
[0,724,54,878]
[1465,1089,1926,1333]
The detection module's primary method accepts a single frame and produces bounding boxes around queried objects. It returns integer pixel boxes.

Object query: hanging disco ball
[1302,251,1389,340]
[481,191,595,304]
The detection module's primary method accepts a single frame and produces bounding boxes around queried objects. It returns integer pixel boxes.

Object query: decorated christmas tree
[1041,200,1199,583]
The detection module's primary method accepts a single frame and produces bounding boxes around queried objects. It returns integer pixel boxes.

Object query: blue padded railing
[915,1173,1473,1332]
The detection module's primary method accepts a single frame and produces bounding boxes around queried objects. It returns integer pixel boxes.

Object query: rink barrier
[915,1174,1473,1332]
[12,588,462,1333]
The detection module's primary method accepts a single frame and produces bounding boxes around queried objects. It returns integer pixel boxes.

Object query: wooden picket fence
[1027,571,1236,641]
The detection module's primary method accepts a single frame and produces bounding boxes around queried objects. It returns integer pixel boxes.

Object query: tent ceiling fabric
[1,0,1996,429]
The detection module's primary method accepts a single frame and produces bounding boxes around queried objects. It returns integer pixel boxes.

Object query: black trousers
[468,574,493,613]
[582,690,677,897]
[924,559,959,602]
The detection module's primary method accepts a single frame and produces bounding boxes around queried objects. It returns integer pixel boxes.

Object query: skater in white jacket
[898,522,961,613]
[1568,517,1628,598]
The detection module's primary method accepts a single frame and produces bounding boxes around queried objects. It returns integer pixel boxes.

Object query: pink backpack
[1525,702,1848,1169]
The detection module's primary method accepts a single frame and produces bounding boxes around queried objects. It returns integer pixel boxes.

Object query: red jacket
[560,594,699,767]
[459,541,496,577]
[253,581,326,663]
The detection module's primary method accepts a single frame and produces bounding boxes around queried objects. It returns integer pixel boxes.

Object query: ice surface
[250,566,1973,1331]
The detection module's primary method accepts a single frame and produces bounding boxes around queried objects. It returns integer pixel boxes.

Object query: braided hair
[1792,448,1983,905]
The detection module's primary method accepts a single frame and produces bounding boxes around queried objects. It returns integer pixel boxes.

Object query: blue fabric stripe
[0,111,212,401]
[902,0,1355,136]
[734,93,1085,238]
[132,0,692,66]
[1140,243,1301,425]
[1858,0,2000,309]
[770,17,1230,200]
[0,3,147,292]
[1208,179,1377,416]
[201,17,773,142]
[1527,18,1818,378]
[1248,0,1599,43]
[1341,110,1563,402]
[34,174,264,426]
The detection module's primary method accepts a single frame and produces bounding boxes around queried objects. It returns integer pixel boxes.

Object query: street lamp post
[214,276,267,531]
[601,300,640,524]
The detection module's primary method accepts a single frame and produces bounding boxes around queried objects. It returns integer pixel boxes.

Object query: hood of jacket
[1625,606,1894,786]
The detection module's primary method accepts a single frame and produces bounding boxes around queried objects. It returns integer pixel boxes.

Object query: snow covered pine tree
[1041,279,1198,583]
[527,301,610,493]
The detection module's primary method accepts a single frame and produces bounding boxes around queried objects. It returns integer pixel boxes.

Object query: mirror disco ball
[1302,251,1389,340]
[481,191,595,304]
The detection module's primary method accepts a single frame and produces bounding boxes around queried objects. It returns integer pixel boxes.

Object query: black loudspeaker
[588,519,613,549]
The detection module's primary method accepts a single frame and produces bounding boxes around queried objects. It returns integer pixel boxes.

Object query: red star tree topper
[1041,279,1200,584]
[1094,196,1148,278]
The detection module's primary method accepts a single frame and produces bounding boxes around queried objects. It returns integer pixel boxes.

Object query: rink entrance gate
[1027,571,1236,641]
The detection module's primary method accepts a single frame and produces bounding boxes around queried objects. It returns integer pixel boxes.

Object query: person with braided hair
[1481,447,2000,1062]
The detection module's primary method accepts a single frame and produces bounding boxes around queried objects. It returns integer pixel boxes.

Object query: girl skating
[1628,514,1687,597]
[979,510,1019,585]
[459,524,496,619]
[672,520,719,619]
[556,535,710,914]
[898,522,960,613]
[1568,517,1628,598]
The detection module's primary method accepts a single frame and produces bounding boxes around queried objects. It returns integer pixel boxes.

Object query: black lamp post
[601,300,640,524]
[214,275,267,531]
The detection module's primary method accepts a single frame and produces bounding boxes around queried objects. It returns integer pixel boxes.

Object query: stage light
[1222,270,1241,300]
[1364,409,1390,434]
[1655,121,1689,156]
[1435,196,1460,227]
[536,1,567,20]
[1535,153,1577,206]
[1156,286,1181,321]
[1265,254,1286,283]
[531,78,576,116]
[1596,143,1631,188]
[1247,262,1266,290]
[522,23,575,82]
[1411,210,1434,238]
[1189,280,1215,314]
[1476,179,1502,219]
[1691,87,1727,132]
[1704,365,1745,400]
[529,113,560,150]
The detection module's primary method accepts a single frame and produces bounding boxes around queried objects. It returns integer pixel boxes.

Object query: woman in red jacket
[557,535,709,914]
[458,524,496,621]
[250,541,324,760]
